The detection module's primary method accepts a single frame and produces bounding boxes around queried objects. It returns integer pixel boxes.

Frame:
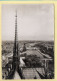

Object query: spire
[6,11,24,79]
[13,10,18,58]
[15,10,17,43]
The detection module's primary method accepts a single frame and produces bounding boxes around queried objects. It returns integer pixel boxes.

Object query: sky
[2,4,54,41]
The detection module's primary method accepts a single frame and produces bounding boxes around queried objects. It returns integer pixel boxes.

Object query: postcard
[0,0,56,81]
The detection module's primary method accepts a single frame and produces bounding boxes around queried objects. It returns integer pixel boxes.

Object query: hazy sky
[2,4,54,41]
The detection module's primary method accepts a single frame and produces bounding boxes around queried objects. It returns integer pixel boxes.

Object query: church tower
[12,11,24,79]
[13,11,20,70]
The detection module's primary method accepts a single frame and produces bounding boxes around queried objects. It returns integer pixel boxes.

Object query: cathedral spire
[15,10,17,43]
[13,10,19,62]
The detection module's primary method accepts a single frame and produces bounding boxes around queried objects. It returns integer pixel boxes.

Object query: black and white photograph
[2,4,54,79]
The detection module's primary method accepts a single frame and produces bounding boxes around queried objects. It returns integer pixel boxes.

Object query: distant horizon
[2,39,54,42]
